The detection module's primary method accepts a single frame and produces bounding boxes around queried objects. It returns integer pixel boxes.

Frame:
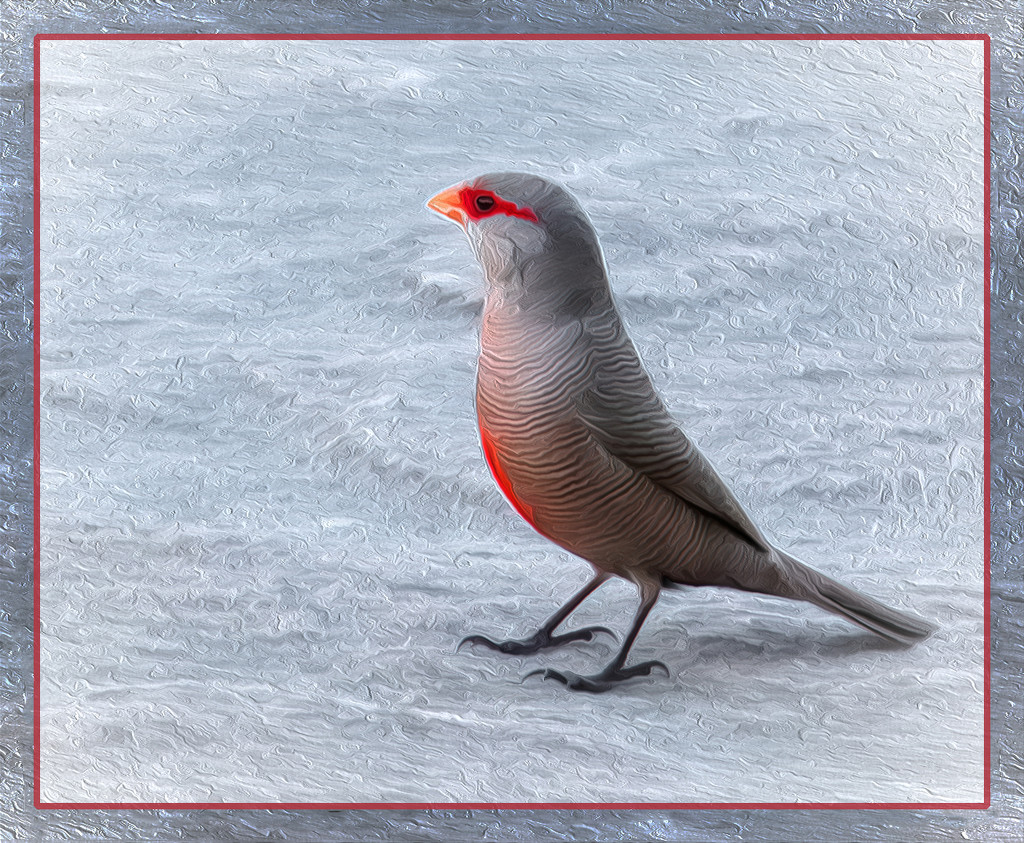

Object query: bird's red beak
[427,184,468,226]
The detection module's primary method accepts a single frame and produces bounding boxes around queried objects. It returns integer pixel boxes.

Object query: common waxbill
[427,171,934,693]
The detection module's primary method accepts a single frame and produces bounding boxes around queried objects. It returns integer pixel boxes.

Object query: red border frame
[33,32,992,811]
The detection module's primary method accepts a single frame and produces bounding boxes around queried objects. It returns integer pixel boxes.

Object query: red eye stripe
[458,187,539,223]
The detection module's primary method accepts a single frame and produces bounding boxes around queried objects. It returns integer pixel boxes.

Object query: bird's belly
[477,414,545,536]
[476,400,721,580]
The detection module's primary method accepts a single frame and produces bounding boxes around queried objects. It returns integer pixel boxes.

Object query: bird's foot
[524,660,670,693]
[458,625,616,656]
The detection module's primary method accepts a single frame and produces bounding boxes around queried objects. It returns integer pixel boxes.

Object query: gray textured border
[2,1,1021,840]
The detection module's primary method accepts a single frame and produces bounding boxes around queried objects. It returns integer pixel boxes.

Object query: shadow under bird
[427,171,934,693]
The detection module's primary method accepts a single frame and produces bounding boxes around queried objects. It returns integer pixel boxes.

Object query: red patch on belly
[477,416,547,537]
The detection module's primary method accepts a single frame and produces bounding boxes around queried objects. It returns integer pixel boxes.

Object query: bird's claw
[458,625,616,656]
[458,634,526,654]
[524,660,670,693]
[549,625,617,647]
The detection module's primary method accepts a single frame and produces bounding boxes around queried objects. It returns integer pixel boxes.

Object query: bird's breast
[474,303,685,569]
[474,314,593,541]
[474,392,595,548]
[477,412,544,536]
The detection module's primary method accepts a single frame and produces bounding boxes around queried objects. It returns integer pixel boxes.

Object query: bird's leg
[527,581,668,692]
[459,572,616,655]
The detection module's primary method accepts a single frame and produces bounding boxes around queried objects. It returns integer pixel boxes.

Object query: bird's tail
[777,551,936,645]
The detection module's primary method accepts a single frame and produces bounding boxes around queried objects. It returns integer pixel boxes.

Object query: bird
[426,171,934,693]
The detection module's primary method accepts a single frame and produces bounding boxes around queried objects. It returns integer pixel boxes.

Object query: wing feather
[575,349,770,553]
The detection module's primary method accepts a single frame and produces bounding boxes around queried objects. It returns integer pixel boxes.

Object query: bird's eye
[474,194,496,212]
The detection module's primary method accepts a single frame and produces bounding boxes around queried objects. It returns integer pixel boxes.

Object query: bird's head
[427,172,610,309]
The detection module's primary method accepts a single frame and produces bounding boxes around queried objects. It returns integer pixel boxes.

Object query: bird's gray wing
[575,359,771,553]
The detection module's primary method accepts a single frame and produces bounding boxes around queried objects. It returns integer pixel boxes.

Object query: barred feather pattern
[466,171,933,643]
[476,294,786,596]
[456,171,937,647]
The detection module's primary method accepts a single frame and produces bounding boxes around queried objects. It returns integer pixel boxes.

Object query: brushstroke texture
[0,1,1019,840]
[35,37,982,804]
